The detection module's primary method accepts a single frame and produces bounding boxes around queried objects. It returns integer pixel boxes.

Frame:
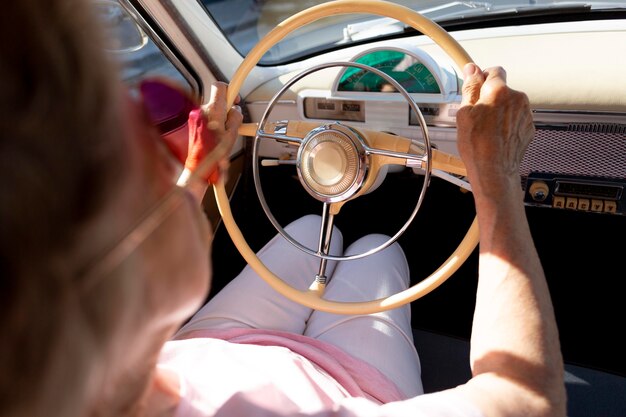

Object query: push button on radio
[566,197,578,209]
[553,196,565,208]
[591,200,604,212]
[604,201,617,213]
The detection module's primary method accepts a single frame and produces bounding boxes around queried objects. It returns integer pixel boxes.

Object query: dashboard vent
[566,123,626,135]
[520,125,626,180]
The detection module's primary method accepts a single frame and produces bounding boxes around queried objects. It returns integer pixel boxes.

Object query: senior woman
[0,1,565,417]
[1,1,238,414]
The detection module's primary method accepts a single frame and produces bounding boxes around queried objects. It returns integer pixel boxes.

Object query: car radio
[524,173,625,215]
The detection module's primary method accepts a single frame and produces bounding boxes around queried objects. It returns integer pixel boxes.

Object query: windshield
[200,0,625,65]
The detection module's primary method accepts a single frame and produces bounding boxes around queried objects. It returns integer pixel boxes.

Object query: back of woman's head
[0,1,128,415]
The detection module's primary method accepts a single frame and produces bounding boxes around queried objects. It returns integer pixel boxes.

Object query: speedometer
[337,49,441,94]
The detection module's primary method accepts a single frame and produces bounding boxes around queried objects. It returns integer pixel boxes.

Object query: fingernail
[463,63,478,77]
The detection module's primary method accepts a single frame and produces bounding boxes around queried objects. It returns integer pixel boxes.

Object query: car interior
[107,0,626,415]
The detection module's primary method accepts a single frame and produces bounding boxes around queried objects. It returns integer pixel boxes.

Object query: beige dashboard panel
[246,24,626,113]
[455,30,626,112]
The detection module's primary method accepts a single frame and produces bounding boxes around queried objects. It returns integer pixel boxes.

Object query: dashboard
[302,47,458,129]
[245,20,626,216]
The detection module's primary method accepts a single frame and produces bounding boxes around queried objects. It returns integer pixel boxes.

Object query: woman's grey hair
[0,1,129,415]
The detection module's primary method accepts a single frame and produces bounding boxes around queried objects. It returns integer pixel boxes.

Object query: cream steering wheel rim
[214,0,480,314]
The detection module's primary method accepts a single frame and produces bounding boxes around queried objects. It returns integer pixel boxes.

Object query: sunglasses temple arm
[176,139,231,187]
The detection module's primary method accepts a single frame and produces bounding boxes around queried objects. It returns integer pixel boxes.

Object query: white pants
[176,214,423,397]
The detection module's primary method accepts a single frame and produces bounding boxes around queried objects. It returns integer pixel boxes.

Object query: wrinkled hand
[456,63,534,197]
[185,81,243,184]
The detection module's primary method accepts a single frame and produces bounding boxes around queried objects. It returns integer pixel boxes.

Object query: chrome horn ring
[252,61,432,261]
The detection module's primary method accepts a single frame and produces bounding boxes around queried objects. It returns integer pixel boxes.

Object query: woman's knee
[342,235,410,288]
[345,234,404,258]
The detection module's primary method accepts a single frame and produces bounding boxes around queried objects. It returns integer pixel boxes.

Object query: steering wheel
[214,0,479,314]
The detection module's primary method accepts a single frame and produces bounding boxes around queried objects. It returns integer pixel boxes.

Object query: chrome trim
[432,170,472,192]
[120,0,199,93]
[314,203,335,283]
[252,61,433,262]
[256,131,303,145]
[273,121,289,135]
[296,123,367,202]
[366,147,426,162]
[532,109,626,127]
[246,100,298,105]
[533,109,626,117]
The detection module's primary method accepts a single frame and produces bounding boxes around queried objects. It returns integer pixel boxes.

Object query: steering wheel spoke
[432,169,472,192]
[312,202,336,286]
[367,146,426,169]
[258,122,303,146]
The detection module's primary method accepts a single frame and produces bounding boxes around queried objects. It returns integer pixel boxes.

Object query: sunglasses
[139,78,229,184]
[139,78,196,136]
[79,78,232,291]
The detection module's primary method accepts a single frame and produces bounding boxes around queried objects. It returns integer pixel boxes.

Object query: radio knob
[529,181,549,201]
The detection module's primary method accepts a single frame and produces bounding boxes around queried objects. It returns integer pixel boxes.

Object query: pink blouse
[158,328,483,417]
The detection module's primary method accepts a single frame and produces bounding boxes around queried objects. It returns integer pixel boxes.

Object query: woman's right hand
[456,63,534,199]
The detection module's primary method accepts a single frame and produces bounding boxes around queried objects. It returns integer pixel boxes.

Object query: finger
[211,81,239,115]
[460,63,485,107]
[480,67,509,104]
[207,81,228,107]
[206,81,236,107]
[225,105,243,134]
[482,67,508,91]
[483,66,507,83]
[203,83,229,131]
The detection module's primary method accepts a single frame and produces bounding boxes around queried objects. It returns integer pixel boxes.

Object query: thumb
[460,63,485,107]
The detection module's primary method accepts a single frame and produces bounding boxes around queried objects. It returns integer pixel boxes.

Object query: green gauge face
[338,50,441,94]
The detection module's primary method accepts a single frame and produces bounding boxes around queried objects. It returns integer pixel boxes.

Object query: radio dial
[529,181,549,201]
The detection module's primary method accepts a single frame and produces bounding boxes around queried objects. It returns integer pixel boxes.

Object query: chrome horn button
[297,123,367,202]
